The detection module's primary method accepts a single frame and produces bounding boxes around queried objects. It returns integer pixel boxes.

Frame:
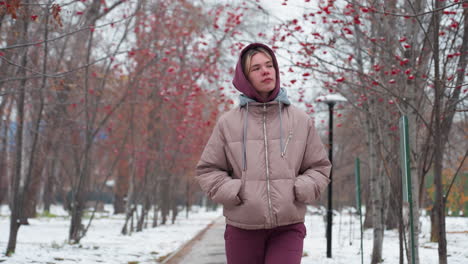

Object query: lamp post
[316,94,347,259]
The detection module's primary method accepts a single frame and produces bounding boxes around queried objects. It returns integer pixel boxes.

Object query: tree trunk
[137,194,150,232]
[69,193,85,243]
[430,208,439,241]
[430,2,447,263]
[185,176,190,218]
[386,198,400,230]
[121,154,136,235]
[0,99,12,205]
[350,2,374,233]
[366,112,384,264]
[69,124,93,243]
[363,183,373,228]
[69,99,92,243]
[22,184,38,219]
[160,174,170,225]
[113,193,125,214]
[431,1,468,246]
[152,205,159,228]
[23,153,48,218]
[121,179,135,234]
[43,158,56,212]
[136,203,146,232]
[381,169,390,232]
[6,4,29,254]
[121,206,136,235]
[171,177,179,224]
[172,202,178,224]
[68,0,107,244]
[152,177,160,228]
[114,157,130,214]
[113,159,129,215]
[402,0,426,259]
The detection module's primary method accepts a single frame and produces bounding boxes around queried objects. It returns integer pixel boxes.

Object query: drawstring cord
[242,101,286,171]
[279,102,284,156]
[242,103,249,171]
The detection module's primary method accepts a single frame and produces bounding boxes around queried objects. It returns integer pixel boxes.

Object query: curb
[161,215,223,264]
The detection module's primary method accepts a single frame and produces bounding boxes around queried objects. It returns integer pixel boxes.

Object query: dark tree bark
[0,99,12,205]
[68,0,101,244]
[430,1,447,263]
[6,2,30,254]
[43,157,56,212]
[160,175,170,225]
[113,160,129,215]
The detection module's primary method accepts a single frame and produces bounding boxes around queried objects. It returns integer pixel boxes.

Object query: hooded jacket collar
[232,43,281,103]
[239,88,291,107]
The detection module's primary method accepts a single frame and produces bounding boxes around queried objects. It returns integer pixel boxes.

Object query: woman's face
[247,52,276,100]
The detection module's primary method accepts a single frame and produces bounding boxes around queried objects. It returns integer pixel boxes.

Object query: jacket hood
[232,43,281,103]
[239,87,291,107]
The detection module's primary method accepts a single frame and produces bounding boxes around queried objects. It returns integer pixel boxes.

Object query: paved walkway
[168,216,227,264]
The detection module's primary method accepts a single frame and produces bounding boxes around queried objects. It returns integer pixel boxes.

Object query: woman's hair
[241,47,273,76]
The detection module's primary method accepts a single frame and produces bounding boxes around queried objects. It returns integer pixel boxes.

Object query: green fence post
[399,116,415,264]
[355,157,363,264]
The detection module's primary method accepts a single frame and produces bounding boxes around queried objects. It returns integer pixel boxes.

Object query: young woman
[196,43,331,264]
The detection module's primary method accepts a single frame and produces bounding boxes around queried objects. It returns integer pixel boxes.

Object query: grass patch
[38,211,59,218]
[82,211,111,220]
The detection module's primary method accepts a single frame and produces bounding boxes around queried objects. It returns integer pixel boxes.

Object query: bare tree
[6,0,30,255]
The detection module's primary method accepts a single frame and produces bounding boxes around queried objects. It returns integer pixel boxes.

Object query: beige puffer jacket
[196,90,331,230]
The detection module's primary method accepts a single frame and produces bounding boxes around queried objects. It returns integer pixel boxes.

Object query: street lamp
[316,93,347,259]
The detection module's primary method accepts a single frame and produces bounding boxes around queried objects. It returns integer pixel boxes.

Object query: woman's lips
[262,78,273,83]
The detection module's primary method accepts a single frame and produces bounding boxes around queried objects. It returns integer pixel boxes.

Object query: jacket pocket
[224,180,267,226]
[272,177,303,225]
[238,171,246,203]
[213,179,242,207]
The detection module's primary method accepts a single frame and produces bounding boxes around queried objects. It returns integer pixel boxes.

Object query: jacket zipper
[263,104,274,227]
[281,130,293,157]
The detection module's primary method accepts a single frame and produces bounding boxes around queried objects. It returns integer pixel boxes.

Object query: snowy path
[173,216,226,264]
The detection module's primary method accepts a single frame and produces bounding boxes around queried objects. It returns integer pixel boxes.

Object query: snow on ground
[0,205,221,264]
[301,208,468,264]
[0,205,467,263]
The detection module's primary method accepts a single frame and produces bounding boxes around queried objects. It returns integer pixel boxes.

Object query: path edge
[161,215,224,264]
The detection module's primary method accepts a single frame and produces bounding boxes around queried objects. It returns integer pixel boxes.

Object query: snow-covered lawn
[302,209,468,264]
[0,205,467,263]
[0,205,221,264]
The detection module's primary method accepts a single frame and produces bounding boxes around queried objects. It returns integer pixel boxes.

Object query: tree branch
[444,148,468,201]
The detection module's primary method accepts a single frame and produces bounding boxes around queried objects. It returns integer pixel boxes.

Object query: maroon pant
[224,223,306,264]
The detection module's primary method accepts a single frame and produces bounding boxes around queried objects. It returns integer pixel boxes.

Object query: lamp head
[316,94,347,106]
